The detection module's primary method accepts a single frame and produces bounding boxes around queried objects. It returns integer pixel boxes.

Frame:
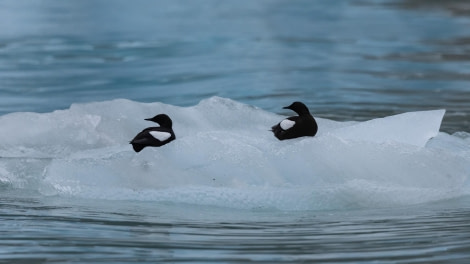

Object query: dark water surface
[1,0,470,263]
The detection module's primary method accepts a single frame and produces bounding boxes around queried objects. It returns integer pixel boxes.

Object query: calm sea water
[1,0,470,263]
[2,189,470,263]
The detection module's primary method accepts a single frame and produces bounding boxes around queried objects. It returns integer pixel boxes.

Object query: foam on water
[0,97,469,210]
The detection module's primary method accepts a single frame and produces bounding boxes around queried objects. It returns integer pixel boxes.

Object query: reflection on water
[0,0,469,135]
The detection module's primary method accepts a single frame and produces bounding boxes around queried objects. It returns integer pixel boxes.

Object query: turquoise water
[1,0,469,132]
[1,0,470,263]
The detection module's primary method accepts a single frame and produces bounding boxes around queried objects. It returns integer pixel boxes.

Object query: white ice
[331,109,445,147]
[0,97,469,210]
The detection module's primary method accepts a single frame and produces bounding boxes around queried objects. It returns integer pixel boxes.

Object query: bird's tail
[130,143,145,153]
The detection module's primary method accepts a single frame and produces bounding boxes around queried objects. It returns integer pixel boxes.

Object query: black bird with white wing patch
[271,102,318,140]
[130,114,176,152]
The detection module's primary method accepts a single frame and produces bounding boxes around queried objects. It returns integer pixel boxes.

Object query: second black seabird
[130,114,176,152]
[271,101,318,140]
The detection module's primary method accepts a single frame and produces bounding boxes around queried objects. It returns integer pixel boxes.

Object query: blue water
[1,0,470,263]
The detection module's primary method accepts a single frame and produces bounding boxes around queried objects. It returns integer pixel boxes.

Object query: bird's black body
[271,102,318,140]
[130,114,176,152]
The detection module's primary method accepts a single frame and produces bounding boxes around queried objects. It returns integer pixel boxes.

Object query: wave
[1,97,469,210]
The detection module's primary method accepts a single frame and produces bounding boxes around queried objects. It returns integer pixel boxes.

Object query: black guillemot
[130,114,176,152]
[271,102,318,140]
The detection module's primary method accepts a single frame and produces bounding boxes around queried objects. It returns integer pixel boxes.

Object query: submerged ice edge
[38,180,470,211]
[0,97,469,210]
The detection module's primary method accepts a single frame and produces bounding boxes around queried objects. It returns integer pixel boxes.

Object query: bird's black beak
[144,118,152,121]
[283,106,290,110]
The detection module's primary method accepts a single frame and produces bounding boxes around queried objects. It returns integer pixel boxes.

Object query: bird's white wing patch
[280,119,295,130]
[149,131,171,141]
